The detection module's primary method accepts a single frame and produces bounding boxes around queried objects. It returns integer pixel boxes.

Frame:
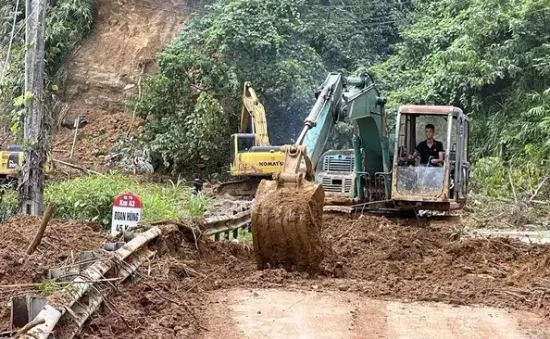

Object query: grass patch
[186,192,210,217]
[45,174,194,228]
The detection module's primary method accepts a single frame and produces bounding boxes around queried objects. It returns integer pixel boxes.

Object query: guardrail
[12,207,253,339]
[204,209,251,241]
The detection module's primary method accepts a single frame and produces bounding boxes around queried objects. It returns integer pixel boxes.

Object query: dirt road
[202,288,550,339]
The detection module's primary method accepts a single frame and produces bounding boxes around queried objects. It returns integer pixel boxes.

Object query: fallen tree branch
[26,203,54,255]
[529,176,549,202]
[52,158,103,176]
[182,265,224,295]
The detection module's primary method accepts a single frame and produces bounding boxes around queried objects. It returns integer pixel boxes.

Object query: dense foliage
[371,0,550,199]
[133,0,405,174]
[0,0,94,136]
[373,0,550,160]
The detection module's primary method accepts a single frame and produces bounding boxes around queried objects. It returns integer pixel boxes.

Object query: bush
[0,188,18,222]
[471,156,548,200]
[45,174,192,228]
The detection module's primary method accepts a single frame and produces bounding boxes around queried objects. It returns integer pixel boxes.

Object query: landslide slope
[53,0,188,171]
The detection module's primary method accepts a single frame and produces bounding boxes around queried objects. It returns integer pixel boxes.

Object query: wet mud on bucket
[251,179,325,273]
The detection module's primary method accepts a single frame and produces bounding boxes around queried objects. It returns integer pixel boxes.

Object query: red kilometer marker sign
[111,193,143,236]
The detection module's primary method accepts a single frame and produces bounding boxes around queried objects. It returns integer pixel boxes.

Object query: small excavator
[215,82,285,196]
[251,71,470,272]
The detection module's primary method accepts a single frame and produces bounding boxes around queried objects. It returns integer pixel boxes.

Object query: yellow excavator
[214,82,285,196]
[0,145,53,182]
[251,71,470,273]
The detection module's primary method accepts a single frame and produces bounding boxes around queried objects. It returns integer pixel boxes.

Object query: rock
[338,284,349,291]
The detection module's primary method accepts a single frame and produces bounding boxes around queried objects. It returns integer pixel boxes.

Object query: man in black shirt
[409,124,445,166]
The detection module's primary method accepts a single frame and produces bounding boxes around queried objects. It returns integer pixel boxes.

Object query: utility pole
[20,0,49,215]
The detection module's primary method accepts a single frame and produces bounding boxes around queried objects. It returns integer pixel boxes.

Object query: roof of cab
[398,105,463,115]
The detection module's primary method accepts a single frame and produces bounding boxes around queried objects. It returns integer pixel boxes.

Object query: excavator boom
[220,82,285,197]
[251,72,388,272]
[240,81,270,146]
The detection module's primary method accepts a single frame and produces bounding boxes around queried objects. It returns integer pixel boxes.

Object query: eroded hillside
[53,0,188,171]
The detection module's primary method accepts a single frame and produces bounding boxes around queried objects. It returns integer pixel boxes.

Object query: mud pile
[0,216,107,285]
[319,213,550,316]
[0,216,107,332]
[81,231,255,339]
[73,213,550,337]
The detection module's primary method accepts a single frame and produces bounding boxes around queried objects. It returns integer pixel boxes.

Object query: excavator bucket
[250,146,325,273]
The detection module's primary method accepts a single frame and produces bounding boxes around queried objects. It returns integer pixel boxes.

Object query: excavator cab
[391,105,470,211]
[229,133,284,177]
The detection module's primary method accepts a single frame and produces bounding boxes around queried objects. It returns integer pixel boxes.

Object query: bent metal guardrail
[17,207,253,339]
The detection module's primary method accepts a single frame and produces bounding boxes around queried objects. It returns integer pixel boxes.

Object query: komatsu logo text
[258,161,284,167]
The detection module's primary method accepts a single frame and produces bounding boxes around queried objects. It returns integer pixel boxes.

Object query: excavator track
[213,177,263,198]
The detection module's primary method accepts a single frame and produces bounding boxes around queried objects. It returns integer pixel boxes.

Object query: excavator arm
[273,72,388,188]
[251,71,388,273]
[240,81,270,146]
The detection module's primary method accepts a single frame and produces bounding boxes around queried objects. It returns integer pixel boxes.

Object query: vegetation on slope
[372,0,550,200]
[0,0,94,136]
[132,0,405,174]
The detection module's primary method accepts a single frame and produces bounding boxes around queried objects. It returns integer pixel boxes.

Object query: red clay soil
[319,214,550,315]
[0,215,107,332]
[78,213,550,339]
[80,235,255,339]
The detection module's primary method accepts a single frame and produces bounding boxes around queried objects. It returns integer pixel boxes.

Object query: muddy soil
[0,216,107,332]
[78,213,550,339]
[53,0,187,171]
[80,235,255,339]
[251,181,325,273]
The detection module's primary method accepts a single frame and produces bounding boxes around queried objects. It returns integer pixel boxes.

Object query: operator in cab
[408,124,444,166]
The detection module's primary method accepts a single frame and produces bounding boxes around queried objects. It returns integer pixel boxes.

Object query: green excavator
[251,71,470,272]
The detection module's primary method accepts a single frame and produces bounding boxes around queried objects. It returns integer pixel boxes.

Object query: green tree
[135,0,326,173]
[0,0,94,134]
[134,0,407,174]
[371,0,550,162]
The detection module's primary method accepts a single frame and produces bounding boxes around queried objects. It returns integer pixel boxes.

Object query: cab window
[238,136,255,152]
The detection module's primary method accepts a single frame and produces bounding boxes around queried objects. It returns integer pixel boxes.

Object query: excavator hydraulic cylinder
[352,134,364,201]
